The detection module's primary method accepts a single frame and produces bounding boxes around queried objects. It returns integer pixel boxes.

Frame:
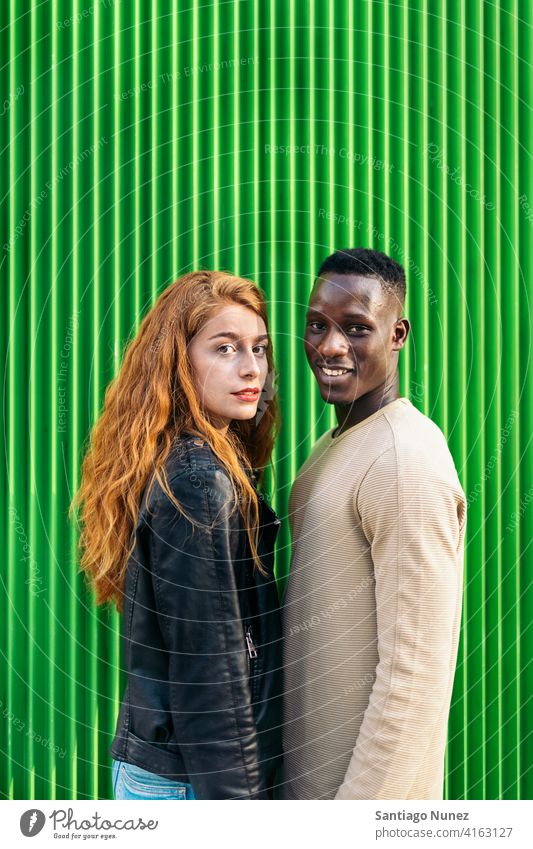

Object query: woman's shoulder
[165,433,221,479]
[165,433,260,485]
[141,434,263,520]
[142,435,233,514]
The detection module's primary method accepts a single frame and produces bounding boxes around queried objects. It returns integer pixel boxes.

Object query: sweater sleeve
[335,442,466,800]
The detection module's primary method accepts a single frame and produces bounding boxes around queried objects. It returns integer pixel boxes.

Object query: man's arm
[149,465,264,800]
[335,443,466,800]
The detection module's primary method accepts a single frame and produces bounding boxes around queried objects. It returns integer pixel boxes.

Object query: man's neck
[333,376,401,437]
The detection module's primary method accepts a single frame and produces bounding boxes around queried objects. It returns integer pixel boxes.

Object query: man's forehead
[309,273,385,312]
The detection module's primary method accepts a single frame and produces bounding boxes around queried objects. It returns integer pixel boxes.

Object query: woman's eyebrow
[208,331,269,341]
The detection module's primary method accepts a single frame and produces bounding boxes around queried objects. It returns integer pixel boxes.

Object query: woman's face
[188,304,270,430]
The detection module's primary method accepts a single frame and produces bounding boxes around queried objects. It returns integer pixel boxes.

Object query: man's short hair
[316,247,406,304]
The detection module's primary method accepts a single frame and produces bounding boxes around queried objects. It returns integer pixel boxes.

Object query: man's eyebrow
[207,331,269,341]
[306,309,373,321]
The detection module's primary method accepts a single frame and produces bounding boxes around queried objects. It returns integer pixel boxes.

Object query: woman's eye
[253,344,268,356]
[307,321,325,331]
[217,344,236,354]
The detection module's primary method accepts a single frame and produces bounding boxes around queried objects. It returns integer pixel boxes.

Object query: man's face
[304,272,408,405]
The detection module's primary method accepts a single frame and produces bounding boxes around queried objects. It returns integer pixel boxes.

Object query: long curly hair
[69,270,280,612]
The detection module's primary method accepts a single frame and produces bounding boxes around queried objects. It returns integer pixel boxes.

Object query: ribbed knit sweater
[282,398,466,800]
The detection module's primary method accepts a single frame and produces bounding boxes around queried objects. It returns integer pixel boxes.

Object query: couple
[73,247,466,801]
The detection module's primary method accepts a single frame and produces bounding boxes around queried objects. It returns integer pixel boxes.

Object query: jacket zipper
[245,625,258,659]
[244,624,258,679]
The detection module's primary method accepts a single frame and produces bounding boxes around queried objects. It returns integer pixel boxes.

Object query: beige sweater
[282,398,466,800]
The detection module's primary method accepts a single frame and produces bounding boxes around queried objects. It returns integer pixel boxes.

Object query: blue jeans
[112,758,196,800]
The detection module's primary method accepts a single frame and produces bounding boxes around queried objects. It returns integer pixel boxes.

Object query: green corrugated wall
[1,0,531,801]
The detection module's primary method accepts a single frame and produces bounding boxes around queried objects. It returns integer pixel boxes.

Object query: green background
[1,0,531,800]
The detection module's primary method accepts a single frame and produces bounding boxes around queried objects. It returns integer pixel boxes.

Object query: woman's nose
[240,349,261,377]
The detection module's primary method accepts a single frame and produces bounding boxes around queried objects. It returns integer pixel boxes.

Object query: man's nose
[317,328,348,359]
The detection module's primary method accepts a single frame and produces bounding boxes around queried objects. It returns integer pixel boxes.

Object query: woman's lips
[231,388,260,402]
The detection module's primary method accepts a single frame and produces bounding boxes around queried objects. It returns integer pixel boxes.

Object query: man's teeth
[321,367,350,376]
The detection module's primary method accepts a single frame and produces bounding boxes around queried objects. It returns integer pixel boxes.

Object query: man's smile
[315,363,354,379]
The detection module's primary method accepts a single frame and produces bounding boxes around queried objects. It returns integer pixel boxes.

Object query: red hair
[69,271,279,611]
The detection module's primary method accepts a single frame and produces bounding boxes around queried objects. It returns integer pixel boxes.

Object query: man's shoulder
[369,401,463,492]
[384,400,454,457]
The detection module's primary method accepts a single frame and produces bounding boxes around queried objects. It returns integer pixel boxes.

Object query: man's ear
[392,317,410,350]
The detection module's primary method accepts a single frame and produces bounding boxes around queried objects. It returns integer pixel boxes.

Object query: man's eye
[307,321,325,331]
[347,325,369,334]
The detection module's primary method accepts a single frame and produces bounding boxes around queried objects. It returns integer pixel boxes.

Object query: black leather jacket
[110,434,283,799]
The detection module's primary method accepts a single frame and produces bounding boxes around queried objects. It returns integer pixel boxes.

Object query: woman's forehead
[202,303,267,337]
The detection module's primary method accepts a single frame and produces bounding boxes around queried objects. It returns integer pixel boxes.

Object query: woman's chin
[229,407,259,421]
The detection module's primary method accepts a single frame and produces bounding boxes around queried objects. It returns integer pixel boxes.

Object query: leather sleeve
[148,463,265,800]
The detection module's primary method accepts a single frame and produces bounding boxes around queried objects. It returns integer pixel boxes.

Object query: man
[282,248,466,800]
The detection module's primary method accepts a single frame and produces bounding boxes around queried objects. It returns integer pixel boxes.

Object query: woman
[70,271,283,800]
